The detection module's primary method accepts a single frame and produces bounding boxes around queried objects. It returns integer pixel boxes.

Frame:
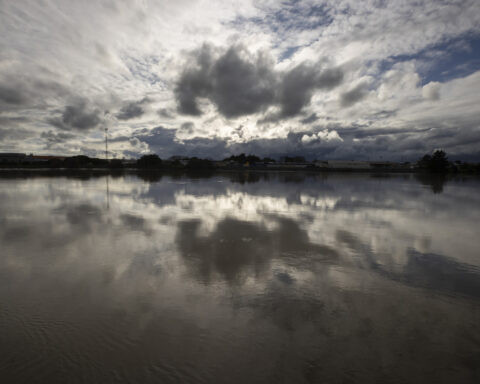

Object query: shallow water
[0,172,479,383]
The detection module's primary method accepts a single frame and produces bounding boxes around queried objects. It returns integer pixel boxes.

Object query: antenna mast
[104,126,109,161]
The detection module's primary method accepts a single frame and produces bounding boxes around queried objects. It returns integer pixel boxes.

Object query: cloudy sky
[1,0,480,160]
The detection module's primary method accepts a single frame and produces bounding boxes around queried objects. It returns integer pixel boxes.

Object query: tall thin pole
[105,126,108,161]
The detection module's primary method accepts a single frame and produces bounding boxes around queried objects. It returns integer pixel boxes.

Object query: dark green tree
[284,156,306,163]
[137,154,162,169]
[262,157,276,163]
[418,150,449,173]
[186,157,214,170]
[430,150,449,173]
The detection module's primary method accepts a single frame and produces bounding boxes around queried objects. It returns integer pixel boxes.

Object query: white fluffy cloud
[301,130,343,145]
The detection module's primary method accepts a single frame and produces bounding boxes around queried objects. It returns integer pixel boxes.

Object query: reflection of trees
[282,173,308,183]
[227,171,263,184]
[223,171,331,185]
[176,217,338,285]
[135,170,217,182]
[136,170,164,182]
[414,173,447,194]
[184,170,215,179]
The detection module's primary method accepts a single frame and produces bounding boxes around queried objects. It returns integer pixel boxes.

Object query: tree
[63,155,93,168]
[137,154,162,169]
[417,150,449,173]
[430,150,449,173]
[284,156,306,163]
[186,157,214,170]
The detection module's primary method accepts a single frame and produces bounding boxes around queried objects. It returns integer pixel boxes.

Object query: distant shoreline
[0,166,418,173]
[0,167,474,176]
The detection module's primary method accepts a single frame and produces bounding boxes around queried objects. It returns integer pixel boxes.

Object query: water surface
[1,172,479,383]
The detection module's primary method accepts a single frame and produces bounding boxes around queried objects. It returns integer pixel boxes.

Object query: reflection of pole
[105,126,109,161]
[106,175,110,210]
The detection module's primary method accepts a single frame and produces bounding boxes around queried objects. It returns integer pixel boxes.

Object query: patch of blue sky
[227,2,333,34]
[279,45,301,61]
[378,33,480,85]
[122,54,164,86]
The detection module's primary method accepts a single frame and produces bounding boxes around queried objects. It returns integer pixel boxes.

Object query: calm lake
[0,172,479,383]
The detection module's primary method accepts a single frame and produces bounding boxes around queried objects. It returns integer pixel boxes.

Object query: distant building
[0,153,69,165]
[30,155,67,162]
[315,160,372,169]
[314,160,399,170]
[369,161,394,169]
[0,153,28,163]
[269,162,312,169]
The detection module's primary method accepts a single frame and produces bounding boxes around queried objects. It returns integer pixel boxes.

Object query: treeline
[0,154,214,170]
[417,150,480,174]
[2,151,479,174]
[223,154,275,163]
[222,154,305,163]
[137,155,215,170]
[0,154,217,170]
[0,155,119,169]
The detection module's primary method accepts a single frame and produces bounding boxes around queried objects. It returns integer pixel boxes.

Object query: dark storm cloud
[340,83,369,107]
[278,64,343,117]
[0,127,32,141]
[48,101,102,131]
[175,44,343,119]
[211,46,277,117]
[0,85,27,105]
[0,116,33,144]
[0,116,29,126]
[134,126,229,159]
[175,44,277,117]
[41,130,76,148]
[116,98,150,120]
[0,75,71,114]
[368,110,398,120]
[174,44,216,116]
[117,103,143,120]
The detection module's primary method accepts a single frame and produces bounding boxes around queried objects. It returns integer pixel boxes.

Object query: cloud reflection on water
[0,172,479,383]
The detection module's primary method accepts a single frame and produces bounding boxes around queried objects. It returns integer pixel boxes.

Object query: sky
[1,0,480,161]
